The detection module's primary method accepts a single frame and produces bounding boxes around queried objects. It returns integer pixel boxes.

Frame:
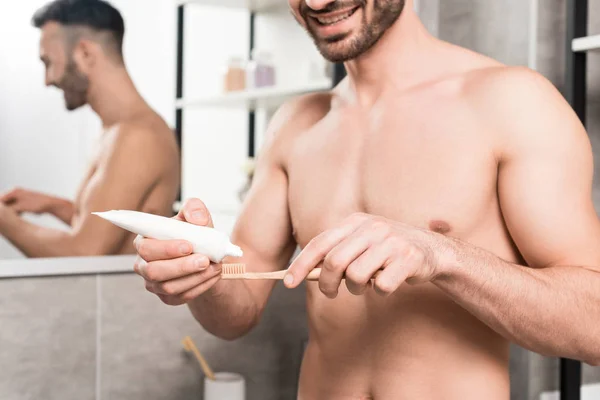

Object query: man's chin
[64,99,86,111]
[316,45,358,63]
[312,34,364,63]
[65,103,82,111]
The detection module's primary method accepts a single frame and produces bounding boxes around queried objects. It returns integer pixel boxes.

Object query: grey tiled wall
[0,273,308,400]
[438,0,531,67]
[0,276,97,400]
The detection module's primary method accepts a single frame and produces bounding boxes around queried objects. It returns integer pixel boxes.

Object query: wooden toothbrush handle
[304,268,383,281]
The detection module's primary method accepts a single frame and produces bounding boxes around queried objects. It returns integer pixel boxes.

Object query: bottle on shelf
[224,56,246,92]
[252,49,276,88]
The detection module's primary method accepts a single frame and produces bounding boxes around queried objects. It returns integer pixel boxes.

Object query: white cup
[204,372,245,400]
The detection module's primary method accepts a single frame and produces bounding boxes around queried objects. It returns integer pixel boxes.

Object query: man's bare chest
[285,115,499,247]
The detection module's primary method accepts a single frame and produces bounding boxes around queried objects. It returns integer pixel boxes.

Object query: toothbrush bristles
[222,264,246,276]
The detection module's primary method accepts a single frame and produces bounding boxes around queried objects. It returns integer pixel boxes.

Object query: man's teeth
[316,9,354,25]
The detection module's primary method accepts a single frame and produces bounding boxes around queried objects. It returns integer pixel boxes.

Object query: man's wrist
[47,197,71,215]
[430,234,462,282]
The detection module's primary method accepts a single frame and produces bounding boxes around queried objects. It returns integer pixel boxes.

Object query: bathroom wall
[0,272,308,400]
[438,0,531,67]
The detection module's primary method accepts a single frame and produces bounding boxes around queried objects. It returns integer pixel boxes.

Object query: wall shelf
[175,0,285,12]
[572,34,600,52]
[175,79,332,110]
[0,255,137,279]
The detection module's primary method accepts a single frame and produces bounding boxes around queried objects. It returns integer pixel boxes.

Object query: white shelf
[176,79,332,110]
[0,255,137,279]
[175,0,286,12]
[572,35,600,52]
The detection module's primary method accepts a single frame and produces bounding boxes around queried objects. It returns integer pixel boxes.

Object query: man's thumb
[180,198,213,227]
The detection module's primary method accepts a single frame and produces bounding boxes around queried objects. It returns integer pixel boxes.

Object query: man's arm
[0,188,74,225]
[284,68,600,365]
[134,95,328,340]
[433,67,600,365]
[0,125,170,257]
[46,197,75,225]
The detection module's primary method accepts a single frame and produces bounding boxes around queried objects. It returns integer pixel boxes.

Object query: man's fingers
[135,254,211,282]
[0,192,15,204]
[7,203,22,212]
[318,232,372,298]
[157,274,222,306]
[344,241,394,296]
[285,215,367,288]
[177,273,222,302]
[135,237,193,262]
[146,265,221,296]
[373,259,409,297]
[179,198,213,227]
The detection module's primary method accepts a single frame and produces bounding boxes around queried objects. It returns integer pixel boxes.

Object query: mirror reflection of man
[0,0,179,257]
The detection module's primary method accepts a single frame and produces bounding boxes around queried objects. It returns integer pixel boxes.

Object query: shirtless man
[0,0,179,258]
[133,0,600,398]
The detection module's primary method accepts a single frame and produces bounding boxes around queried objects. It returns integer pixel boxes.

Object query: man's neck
[343,7,440,106]
[86,64,146,128]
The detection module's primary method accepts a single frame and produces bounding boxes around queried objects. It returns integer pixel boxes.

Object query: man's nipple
[429,219,452,235]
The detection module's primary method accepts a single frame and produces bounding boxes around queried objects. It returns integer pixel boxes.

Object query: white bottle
[93,210,243,263]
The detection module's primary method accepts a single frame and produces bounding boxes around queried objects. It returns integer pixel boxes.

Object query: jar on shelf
[252,49,276,88]
[223,56,246,92]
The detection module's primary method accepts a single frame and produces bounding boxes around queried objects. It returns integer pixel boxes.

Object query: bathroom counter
[0,254,137,279]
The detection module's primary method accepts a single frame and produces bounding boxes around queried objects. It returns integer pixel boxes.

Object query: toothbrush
[182,336,215,380]
[92,210,243,263]
[221,264,383,281]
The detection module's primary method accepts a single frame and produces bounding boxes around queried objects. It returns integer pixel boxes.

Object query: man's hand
[284,213,451,298]
[133,198,223,306]
[0,187,55,215]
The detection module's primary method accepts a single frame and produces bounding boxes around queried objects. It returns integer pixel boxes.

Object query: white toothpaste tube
[93,210,243,263]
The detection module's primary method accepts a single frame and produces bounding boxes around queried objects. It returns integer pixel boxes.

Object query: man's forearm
[47,197,75,226]
[0,209,80,257]
[187,279,261,340]
[433,238,600,365]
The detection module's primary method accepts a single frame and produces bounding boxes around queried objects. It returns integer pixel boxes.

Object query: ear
[71,39,99,74]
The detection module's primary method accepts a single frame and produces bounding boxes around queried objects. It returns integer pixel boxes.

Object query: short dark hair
[32,0,125,57]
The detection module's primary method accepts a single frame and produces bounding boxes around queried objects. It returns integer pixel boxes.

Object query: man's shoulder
[462,65,562,114]
[117,110,173,137]
[101,112,178,168]
[461,65,587,157]
[266,91,333,141]
[112,112,176,151]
